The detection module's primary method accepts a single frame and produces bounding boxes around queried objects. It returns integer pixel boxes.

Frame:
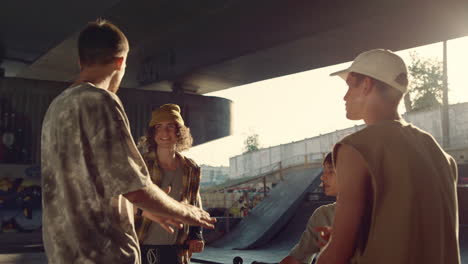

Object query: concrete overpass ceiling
[2,0,468,93]
[194,0,468,93]
[0,0,121,63]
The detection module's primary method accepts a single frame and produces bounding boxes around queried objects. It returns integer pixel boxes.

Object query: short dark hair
[323,152,333,166]
[78,19,128,66]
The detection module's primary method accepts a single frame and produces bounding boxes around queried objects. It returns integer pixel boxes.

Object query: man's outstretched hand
[142,186,216,231]
[126,185,217,230]
[177,203,216,229]
[143,211,184,233]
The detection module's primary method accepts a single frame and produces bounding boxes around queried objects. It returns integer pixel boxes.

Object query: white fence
[229,103,468,179]
[405,103,468,148]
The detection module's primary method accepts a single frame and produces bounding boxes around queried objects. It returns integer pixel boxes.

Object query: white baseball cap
[330,49,409,93]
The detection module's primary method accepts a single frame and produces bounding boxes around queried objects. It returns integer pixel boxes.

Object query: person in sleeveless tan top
[316,49,460,264]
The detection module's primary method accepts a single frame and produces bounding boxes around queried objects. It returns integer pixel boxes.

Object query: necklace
[161,167,180,195]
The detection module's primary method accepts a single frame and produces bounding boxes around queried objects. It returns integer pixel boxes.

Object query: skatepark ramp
[211,166,322,250]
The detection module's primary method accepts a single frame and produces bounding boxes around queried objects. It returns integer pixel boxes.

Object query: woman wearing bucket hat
[135,104,205,264]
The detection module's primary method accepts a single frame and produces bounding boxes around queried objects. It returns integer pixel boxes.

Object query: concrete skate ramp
[193,200,334,263]
[212,166,322,249]
[258,199,333,252]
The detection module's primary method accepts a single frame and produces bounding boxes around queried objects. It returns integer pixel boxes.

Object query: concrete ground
[0,253,47,264]
[1,227,467,264]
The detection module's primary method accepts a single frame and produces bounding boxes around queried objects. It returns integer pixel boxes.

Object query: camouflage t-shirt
[41,83,152,264]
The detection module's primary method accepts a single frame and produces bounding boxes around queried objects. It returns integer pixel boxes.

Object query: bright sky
[184,36,468,166]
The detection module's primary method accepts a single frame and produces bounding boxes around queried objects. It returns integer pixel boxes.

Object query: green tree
[243,134,260,153]
[404,52,445,112]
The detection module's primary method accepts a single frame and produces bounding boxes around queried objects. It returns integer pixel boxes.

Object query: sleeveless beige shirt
[335,119,460,264]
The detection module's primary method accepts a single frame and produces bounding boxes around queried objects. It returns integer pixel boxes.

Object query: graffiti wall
[0,164,41,233]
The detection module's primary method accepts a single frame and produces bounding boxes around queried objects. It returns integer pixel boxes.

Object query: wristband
[136,208,143,217]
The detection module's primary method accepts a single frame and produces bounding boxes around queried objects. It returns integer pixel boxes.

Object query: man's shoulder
[63,84,123,115]
[51,83,113,106]
[340,119,426,144]
[44,84,124,128]
[70,83,117,102]
[339,126,369,144]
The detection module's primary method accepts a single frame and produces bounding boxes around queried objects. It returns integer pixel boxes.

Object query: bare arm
[317,144,370,264]
[124,183,215,229]
[279,256,302,264]
[188,193,204,240]
[187,192,205,253]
